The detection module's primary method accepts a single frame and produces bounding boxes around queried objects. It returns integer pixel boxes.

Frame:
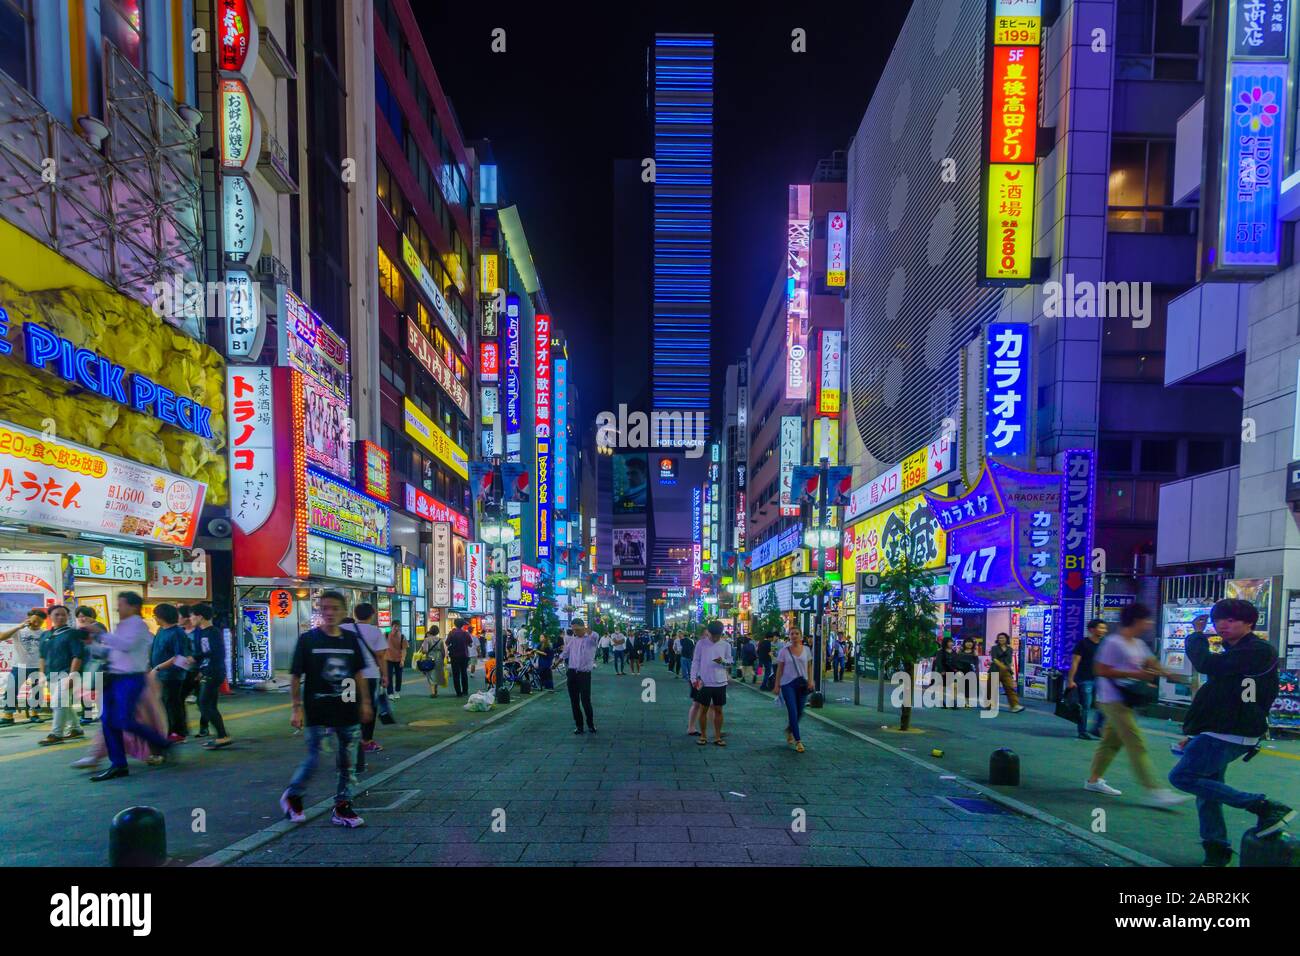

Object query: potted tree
[857,551,939,731]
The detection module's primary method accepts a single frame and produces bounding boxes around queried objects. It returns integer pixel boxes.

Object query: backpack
[679,636,695,657]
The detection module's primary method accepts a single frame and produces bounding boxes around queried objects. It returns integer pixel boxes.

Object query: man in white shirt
[92,592,172,780]
[1,607,48,724]
[597,631,612,665]
[560,619,599,734]
[691,621,734,746]
[351,604,389,762]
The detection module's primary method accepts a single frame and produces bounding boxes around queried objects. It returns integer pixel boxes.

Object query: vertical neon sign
[555,358,568,512]
[535,313,552,560]
[1057,448,1096,670]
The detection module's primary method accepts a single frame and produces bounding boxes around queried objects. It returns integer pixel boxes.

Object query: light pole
[479,461,515,705]
[802,456,838,708]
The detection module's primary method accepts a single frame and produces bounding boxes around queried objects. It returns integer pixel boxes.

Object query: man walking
[560,618,598,734]
[1168,598,1294,866]
[1,608,47,725]
[191,604,232,749]
[677,629,696,684]
[446,617,473,697]
[148,603,191,741]
[612,629,627,675]
[90,592,172,780]
[280,590,372,828]
[740,634,757,684]
[692,621,733,746]
[1066,618,1107,740]
[758,632,775,691]
[36,606,84,745]
[351,603,389,757]
[598,630,612,665]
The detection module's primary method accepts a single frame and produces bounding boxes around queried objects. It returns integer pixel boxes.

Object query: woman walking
[990,632,1025,712]
[385,621,409,700]
[773,629,814,753]
[933,637,958,708]
[419,627,446,697]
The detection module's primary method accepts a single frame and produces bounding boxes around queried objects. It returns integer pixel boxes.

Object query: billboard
[304,466,390,555]
[845,436,957,522]
[844,488,947,576]
[535,313,552,560]
[302,375,352,480]
[818,329,842,415]
[785,184,812,399]
[613,453,648,514]
[826,211,847,287]
[555,358,568,511]
[505,294,521,453]
[985,323,1031,457]
[613,528,647,567]
[1220,59,1288,268]
[778,416,802,517]
[403,398,469,479]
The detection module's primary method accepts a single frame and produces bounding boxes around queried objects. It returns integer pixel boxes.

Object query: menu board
[0,419,206,548]
[69,546,146,582]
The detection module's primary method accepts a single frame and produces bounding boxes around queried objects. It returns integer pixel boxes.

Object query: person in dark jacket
[989,632,1025,713]
[190,603,232,749]
[148,604,192,740]
[757,634,775,690]
[933,637,959,708]
[1168,598,1293,866]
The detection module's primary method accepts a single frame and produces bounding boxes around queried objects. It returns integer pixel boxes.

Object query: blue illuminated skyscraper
[651,33,713,438]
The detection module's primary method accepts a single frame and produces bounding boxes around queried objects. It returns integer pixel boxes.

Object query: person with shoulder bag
[1168,599,1294,866]
[773,629,813,753]
[417,627,446,697]
[1085,603,1188,808]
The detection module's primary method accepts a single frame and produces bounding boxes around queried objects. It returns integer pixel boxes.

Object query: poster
[304,467,390,553]
[241,603,272,683]
[613,528,647,567]
[302,376,352,479]
[613,453,647,514]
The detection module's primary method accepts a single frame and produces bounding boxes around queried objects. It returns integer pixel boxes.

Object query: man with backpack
[1168,598,1294,866]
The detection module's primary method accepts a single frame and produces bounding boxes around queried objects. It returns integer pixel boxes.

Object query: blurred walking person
[191,603,232,750]
[148,603,192,741]
[419,626,446,697]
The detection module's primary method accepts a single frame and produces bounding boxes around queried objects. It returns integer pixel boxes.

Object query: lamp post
[802,457,839,708]
[479,462,515,705]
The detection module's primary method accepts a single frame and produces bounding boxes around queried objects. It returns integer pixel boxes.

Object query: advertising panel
[1220,59,1288,267]
[403,398,469,479]
[785,185,812,400]
[361,441,390,501]
[845,436,957,522]
[302,376,352,479]
[304,466,390,555]
[403,484,469,537]
[826,211,847,287]
[480,341,500,383]
[227,367,275,536]
[401,235,468,353]
[504,295,521,453]
[0,419,205,548]
[69,547,146,582]
[1058,448,1096,669]
[778,416,801,517]
[614,528,647,567]
[306,534,395,587]
[845,489,947,576]
[818,329,842,416]
[613,453,648,514]
[555,358,568,511]
[281,290,350,399]
[431,522,452,606]
[985,323,1031,457]
[146,555,212,600]
[407,319,470,416]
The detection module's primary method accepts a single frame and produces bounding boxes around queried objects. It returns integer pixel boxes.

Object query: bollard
[989,748,1020,786]
[1241,828,1300,867]
[518,679,532,695]
[109,806,166,867]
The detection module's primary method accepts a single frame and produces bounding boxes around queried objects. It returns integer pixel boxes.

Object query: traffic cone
[220,679,234,696]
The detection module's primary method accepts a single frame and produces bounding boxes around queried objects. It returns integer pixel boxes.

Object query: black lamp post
[479,458,515,704]
[802,456,839,708]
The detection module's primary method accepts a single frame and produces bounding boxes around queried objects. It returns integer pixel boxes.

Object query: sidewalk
[788,671,1300,867]
[227,661,1132,866]
[0,673,520,866]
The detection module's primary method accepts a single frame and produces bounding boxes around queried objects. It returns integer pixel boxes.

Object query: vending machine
[1158,602,1220,705]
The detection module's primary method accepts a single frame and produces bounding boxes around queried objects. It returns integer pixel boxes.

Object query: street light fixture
[583,593,597,606]
[802,524,838,550]
[726,581,746,596]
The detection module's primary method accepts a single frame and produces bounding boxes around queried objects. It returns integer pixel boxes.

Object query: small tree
[523,573,562,646]
[753,584,784,640]
[857,551,939,731]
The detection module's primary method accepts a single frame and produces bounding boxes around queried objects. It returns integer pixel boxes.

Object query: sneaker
[1170,741,1187,756]
[167,733,186,743]
[70,755,102,769]
[1077,733,1094,740]
[1251,800,1296,838]
[1084,779,1122,796]
[37,734,64,746]
[1143,789,1192,808]
[145,754,165,767]
[331,802,364,828]
[794,741,805,753]
[65,729,85,739]
[390,693,401,700]
[362,740,383,753]
[1201,842,1233,867]
[279,789,306,823]
[1009,705,1026,713]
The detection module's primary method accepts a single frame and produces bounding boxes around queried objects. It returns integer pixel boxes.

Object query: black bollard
[1241,828,1300,867]
[109,806,166,867]
[518,679,532,695]
[989,748,1020,786]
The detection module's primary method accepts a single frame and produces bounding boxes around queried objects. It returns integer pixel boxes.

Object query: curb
[732,679,1166,868]
[189,686,556,867]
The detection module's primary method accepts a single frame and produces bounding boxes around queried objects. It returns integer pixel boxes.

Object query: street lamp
[726,581,746,596]
[583,593,597,606]
[479,482,515,705]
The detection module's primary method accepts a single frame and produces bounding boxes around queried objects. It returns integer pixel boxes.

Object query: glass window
[102,0,145,72]
[1186,439,1225,476]
[1139,438,1177,473]
[1116,0,1201,81]
[1099,438,1133,473]
[1108,139,1188,234]
[0,0,33,91]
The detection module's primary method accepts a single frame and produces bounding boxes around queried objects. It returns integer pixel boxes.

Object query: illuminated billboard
[818,329,842,416]
[785,185,811,400]
[826,211,847,287]
[535,313,552,559]
[779,416,802,517]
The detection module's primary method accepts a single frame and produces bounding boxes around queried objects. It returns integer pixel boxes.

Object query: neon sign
[984,323,1031,457]
[23,323,214,439]
[785,185,811,399]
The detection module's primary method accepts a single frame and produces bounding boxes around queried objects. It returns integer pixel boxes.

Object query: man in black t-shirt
[280,590,372,828]
[1066,618,1108,740]
[446,618,473,697]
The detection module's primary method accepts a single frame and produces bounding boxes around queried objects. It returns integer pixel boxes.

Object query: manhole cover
[940,796,1007,815]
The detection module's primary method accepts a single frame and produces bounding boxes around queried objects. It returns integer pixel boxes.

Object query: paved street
[228,661,1131,867]
[0,674,520,866]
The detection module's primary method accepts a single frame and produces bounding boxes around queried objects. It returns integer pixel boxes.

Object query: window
[1108,140,1190,234]
[1139,438,1177,473]
[1116,0,1201,81]
[0,0,33,91]
[374,66,403,141]
[1100,438,1133,473]
[1186,439,1225,476]
[101,0,145,72]
[378,245,405,306]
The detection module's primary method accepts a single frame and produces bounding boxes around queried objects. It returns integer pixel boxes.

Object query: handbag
[417,658,436,674]
[1054,685,1082,723]
[350,624,397,724]
[1116,677,1158,709]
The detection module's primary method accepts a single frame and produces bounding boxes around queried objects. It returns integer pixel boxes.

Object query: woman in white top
[773,629,814,753]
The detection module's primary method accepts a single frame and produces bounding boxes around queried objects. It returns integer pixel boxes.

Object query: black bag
[1054,685,1082,723]
[1116,678,1158,709]
[417,658,436,674]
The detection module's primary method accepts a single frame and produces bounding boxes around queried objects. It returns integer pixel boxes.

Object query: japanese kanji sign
[226,367,276,536]
[985,323,1031,457]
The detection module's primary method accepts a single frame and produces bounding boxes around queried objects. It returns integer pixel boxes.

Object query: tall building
[651,33,714,437]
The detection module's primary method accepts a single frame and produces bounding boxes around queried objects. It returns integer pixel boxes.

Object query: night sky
[414,2,914,423]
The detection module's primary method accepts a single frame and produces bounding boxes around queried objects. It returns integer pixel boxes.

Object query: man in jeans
[1066,618,1107,740]
[281,590,372,828]
[91,592,172,781]
[36,606,84,745]
[1168,598,1294,866]
[1,608,47,725]
[560,618,598,734]
[148,603,191,741]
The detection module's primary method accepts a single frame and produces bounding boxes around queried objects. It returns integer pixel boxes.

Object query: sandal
[714,739,727,747]
[696,736,708,746]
